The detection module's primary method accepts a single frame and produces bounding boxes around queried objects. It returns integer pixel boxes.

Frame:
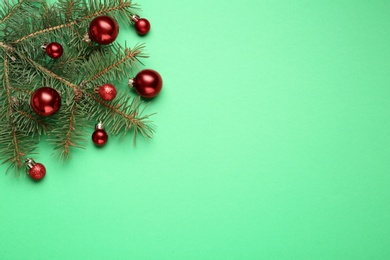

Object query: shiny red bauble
[45,42,63,59]
[134,18,151,35]
[92,130,108,146]
[30,87,61,117]
[131,69,163,98]
[27,161,46,181]
[92,123,108,146]
[89,16,119,45]
[99,84,117,101]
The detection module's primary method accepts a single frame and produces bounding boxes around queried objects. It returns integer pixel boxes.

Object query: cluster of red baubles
[28,15,161,181]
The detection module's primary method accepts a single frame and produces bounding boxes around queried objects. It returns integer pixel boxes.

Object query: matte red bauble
[45,42,63,59]
[99,84,117,101]
[134,18,151,35]
[26,159,46,181]
[31,87,61,117]
[92,123,108,146]
[130,69,163,98]
[89,16,119,45]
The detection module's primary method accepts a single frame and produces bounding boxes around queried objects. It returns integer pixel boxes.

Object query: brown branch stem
[82,2,132,20]
[87,49,139,83]
[4,57,24,167]
[22,54,80,91]
[16,110,48,130]
[64,104,77,155]
[52,57,80,71]
[66,0,75,21]
[85,92,140,125]
[0,41,13,52]
[14,20,78,43]
[11,86,33,95]
[0,0,27,25]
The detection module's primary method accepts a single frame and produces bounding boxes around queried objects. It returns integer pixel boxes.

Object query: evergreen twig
[14,1,135,43]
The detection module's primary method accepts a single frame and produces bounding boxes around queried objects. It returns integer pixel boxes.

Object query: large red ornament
[129,69,163,98]
[133,17,151,35]
[99,84,117,101]
[44,42,63,59]
[26,159,46,181]
[92,122,108,146]
[31,87,61,117]
[88,16,119,45]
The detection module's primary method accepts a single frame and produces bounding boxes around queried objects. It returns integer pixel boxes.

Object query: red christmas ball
[131,69,163,98]
[89,16,119,45]
[28,163,46,181]
[45,42,63,59]
[92,128,108,146]
[134,18,151,35]
[99,84,117,101]
[31,87,61,117]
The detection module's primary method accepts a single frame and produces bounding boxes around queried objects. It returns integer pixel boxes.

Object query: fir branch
[15,109,49,134]
[11,86,32,95]
[6,46,84,103]
[4,56,15,118]
[63,102,77,155]
[5,66,22,167]
[48,99,88,159]
[81,43,147,87]
[83,92,155,144]
[14,46,151,139]
[10,90,48,136]
[14,20,78,43]
[86,47,141,83]
[1,57,26,172]
[85,91,135,122]
[13,0,135,43]
[82,1,133,20]
[0,41,13,52]
[51,57,80,71]
[66,0,76,21]
[0,0,36,25]
[0,0,25,25]
[58,0,85,22]
[20,51,80,92]
[0,0,156,175]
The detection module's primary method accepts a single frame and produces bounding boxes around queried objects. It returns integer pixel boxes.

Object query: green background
[1,0,390,259]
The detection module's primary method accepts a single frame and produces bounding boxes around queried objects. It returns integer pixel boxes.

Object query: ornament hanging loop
[40,43,48,51]
[25,158,36,169]
[131,15,140,23]
[128,78,134,88]
[96,121,104,130]
[83,33,91,43]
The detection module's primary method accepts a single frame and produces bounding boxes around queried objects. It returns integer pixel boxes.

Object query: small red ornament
[31,87,61,117]
[42,42,63,59]
[129,69,163,98]
[26,158,46,181]
[132,15,151,35]
[98,84,117,101]
[92,122,108,146]
[88,16,119,45]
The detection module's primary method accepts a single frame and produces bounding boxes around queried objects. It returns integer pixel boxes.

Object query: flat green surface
[1,0,390,259]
